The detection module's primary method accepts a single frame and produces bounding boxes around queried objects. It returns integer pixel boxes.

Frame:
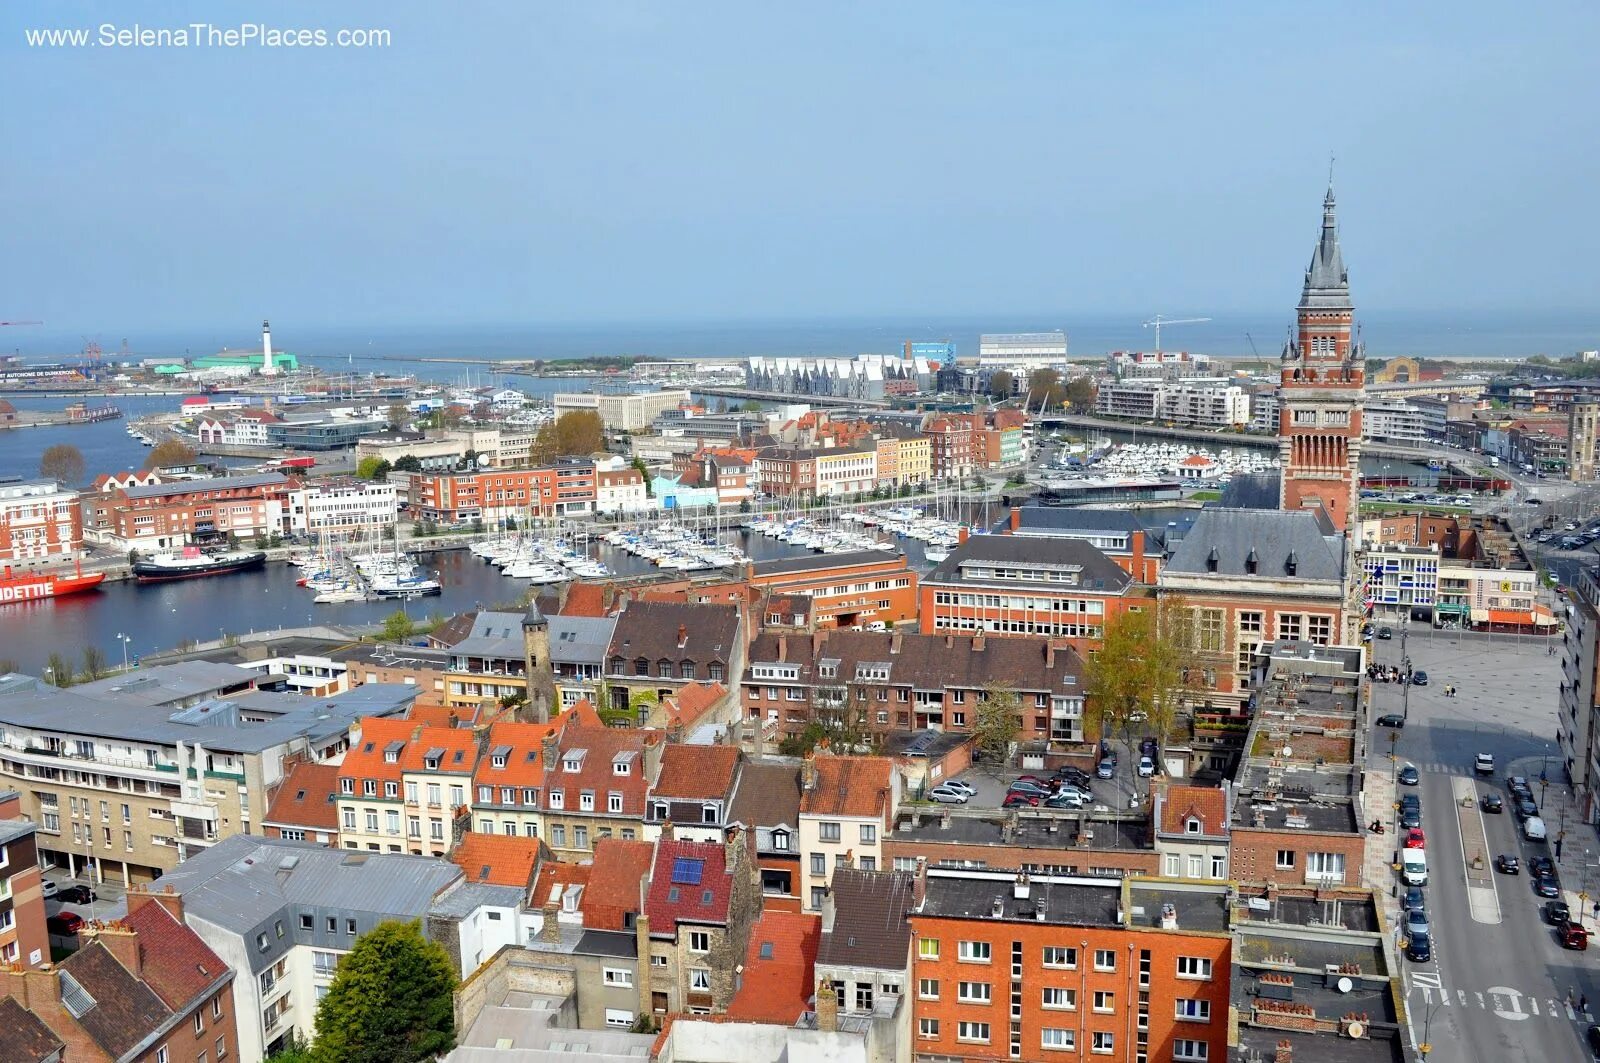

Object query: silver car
[927,784,970,804]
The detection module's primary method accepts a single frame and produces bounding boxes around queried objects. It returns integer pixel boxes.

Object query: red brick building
[908,869,1231,1063]
[412,459,597,523]
[0,793,48,968]
[746,549,918,629]
[924,415,976,479]
[82,471,296,550]
[0,480,84,565]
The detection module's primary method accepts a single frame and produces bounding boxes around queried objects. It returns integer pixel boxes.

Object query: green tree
[1083,598,1197,755]
[45,652,73,687]
[1064,376,1097,413]
[740,399,764,413]
[79,645,107,683]
[531,410,606,464]
[392,454,423,473]
[1025,368,1067,411]
[309,920,455,1063]
[973,683,1022,768]
[356,456,392,481]
[39,444,85,486]
[632,456,654,497]
[988,370,1015,400]
[387,401,409,430]
[143,438,197,471]
[381,610,416,643]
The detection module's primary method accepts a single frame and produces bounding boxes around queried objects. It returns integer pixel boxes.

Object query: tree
[45,652,73,687]
[1064,376,1097,413]
[532,410,605,462]
[387,401,409,430]
[143,439,197,470]
[356,456,391,481]
[39,444,85,485]
[79,646,107,683]
[988,370,1015,400]
[973,684,1022,768]
[309,920,455,1063]
[1025,368,1067,411]
[380,610,416,643]
[632,457,654,497]
[740,399,764,413]
[1083,598,1199,756]
[392,454,423,473]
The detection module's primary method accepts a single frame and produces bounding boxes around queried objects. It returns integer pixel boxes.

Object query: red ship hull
[0,570,106,604]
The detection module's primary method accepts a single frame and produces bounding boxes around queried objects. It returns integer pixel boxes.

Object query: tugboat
[0,562,106,604]
[132,545,268,584]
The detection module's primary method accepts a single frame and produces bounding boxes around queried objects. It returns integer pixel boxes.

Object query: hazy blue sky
[3,1,1596,337]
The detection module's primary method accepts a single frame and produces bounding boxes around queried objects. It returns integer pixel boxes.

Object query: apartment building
[549,614,617,711]
[261,762,342,847]
[919,536,1137,658]
[595,466,651,514]
[644,744,741,844]
[1096,380,1250,429]
[0,792,48,968]
[468,718,562,842]
[756,445,878,500]
[554,389,691,431]
[336,717,479,857]
[82,472,296,549]
[147,836,463,1061]
[871,425,933,488]
[0,479,83,565]
[924,416,976,479]
[743,629,1087,745]
[816,868,915,1023]
[883,808,1161,880]
[726,757,805,913]
[603,601,742,721]
[286,479,398,534]
[443,610,532,708]
[539,717,659,861]
[641,833,761,1017]
[1157,508,1350,709]
[0,668,416,884]
[798,755,900,911]
[1153,784,1231,883]
[907,870,1231,1063]
[411,461,598,524]
[1558,565,1600,815]
[0,892,239,1063]
[746,550,919,630]
[1360,543,1439,619]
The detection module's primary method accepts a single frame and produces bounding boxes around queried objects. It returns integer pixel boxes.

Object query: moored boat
[132,547,268,584]
[0,563,106,604]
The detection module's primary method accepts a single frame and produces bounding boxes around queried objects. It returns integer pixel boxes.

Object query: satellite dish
[1337,977,1354,994]
[1281,746,1294,758]
[476,453,492,468]
[1347,1020,1365,1039]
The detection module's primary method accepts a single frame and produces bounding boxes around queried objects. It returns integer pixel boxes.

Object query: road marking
[1476,991,1486,1008]
[1531,997,1541,1016]
[1413,971,1444,991]
[1489,986,1529,1021]
[1458,989,1468,1006]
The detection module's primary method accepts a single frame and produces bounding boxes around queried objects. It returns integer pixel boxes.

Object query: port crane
[1142,315,1211,353]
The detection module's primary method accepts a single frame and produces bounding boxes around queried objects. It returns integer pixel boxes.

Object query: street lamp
[114,632,131,674]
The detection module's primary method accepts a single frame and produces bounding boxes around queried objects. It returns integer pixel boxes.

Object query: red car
[46,912,84,938]
[1002,793,1040,808]
[1560,921,1590,950]
[1404,828,1426,850]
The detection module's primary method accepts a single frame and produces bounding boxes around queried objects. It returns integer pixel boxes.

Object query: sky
[2,1,1597,340]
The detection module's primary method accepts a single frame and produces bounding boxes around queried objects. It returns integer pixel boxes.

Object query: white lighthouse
[260,319,278,376]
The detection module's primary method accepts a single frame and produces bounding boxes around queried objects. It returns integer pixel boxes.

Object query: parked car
[1507,775,1533,799]
[927,784,970,804]
[1560,921,1590,951]
[1400,805,1423,828]
[1376,714,1406,728]
[1137,756,1156,778]
[40,880,58,900]
[46,912,83,938]
[1013,774,1052,787]
[1139,737,1159,758]
[1475,753,1495,775]
[1002,793,1039,809]
[1404,909,1430,940]
[1410,670,1429,686]
[1054,782,1094,800]
[1403,887,1426,914]
[1495,854,1521,874]
[1480,792,1504,814]
[1588,1025,1600,1063]
[1544,900,1572,925]
[56,885,97,905]
[1398,764,1420,786]
[1530,856,1556,878]
[1405,930,1432,962]
[1534,874,1562,898]
[1516,797,1540,821]
[1044,791,1086,809]
[941,779,978,797]
[1096,758,1117,779]
[1008,780,1053,798]
[1052,767,1092,787]
[1404,828,1426,849]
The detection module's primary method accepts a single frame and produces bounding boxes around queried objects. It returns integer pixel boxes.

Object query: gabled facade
[645,744,741,843]
[640,832,761,1017]
[798,754,900,911]
[1153,783,1231,882]
[603,601,742,720]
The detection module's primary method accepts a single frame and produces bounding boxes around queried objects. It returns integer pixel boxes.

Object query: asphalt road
[1368,628,1596,1061]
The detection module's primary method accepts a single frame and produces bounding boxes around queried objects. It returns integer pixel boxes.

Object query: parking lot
[937,738,1159,813]
[40,865,130,953]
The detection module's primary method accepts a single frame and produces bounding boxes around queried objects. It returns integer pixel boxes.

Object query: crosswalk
[1402,762,1477,778]
[1408,976,1588,1023]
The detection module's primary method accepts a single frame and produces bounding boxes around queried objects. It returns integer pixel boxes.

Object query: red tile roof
[475,720,562,790]
[263,762,341,832]
[451,833,543,888]
[545,725,653,817]
[726,911,821,1024]
[646,839,733,934]
[800,755,894,819]
[651,744,739,801]
[560,582,611,618]
[1159,784,1228,837]
[662,682,728,731]
[407,702,484,728]
[532,860,591,910]
[338,717,415,789]
[399,723,479,775]
[582,838,653,931]
[121,899,229,1011]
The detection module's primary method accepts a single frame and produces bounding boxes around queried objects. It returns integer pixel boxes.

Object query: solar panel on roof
[671,857,704,885]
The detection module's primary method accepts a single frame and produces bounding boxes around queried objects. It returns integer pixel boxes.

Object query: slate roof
[59,940,172,1059]
[449,610,526,658]
[606,600,739,669]
[121,471,288,500]
[1163,508,1345,582]
[801,756,894,820]
[725,911,821,1024]
[745,629,1085,695]
[753,550,898,577]
[0,997,64,1063]
[818,868,916,971]
[925,535,1131,593]
[451,833,542,888]
[548,615,618,666]
[727,759,803,832]
[1012,505,1196,549]
[652,745,740,801]
[646,839,733,934]
[1301,187,1352,309]
[121,899,231,1011]
[264,761,341,832]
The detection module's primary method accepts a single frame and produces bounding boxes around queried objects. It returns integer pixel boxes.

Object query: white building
[0,478,82,564]
[596,466,653,514]
[976,331,1069,371]
[1107,350,1215,380]
[288,480,399,534]
[1095,379,1250,428]
[1363,400,1429,446]
[1359,543,1440,618]
[554,390,691,432]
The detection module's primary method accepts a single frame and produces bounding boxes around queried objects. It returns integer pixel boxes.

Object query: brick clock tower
[1278,187,1365,533]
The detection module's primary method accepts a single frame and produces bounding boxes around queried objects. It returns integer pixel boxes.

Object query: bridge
[1367,378,1486,400]
[1034,413,1456,461]
[689,385,889,409]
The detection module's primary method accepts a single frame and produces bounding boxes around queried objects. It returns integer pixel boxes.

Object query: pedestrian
[1582,994,1588,1014]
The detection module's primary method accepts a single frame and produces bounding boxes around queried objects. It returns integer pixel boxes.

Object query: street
[1366,623,1597,1061]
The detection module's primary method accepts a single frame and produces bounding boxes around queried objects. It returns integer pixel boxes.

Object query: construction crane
[0,320,42,327]
[1141,315,1211,354]
[1245,332,1261,359]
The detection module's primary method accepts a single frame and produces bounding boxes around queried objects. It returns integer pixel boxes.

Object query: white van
[1401,848,1428,886]
[1523,816,1548,842]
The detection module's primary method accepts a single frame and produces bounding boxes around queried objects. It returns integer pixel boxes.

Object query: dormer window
[653,801,669,821]
[564,749,586,773]
[549,789,564,810]
[339,778,354,795]
[424,757,441,771]
[384,751,399,764]
[1245,548,1259,575]
[702,804,718,824]
[771,829,790,851]
[1186,818,1202,835]
[362,780,376,797]
[492,754,506,769]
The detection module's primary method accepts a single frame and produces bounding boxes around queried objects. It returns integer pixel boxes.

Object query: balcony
[169,798,218,822]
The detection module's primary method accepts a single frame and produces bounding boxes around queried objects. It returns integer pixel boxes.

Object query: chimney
[12,965,63,1021]
[842,848,854,870]
[724,825,744,874]
[1009,508,1022,532]
[1275,1040,1293,1063]
[1045,641,1056,669]
[939,808,951,830]
[890,632,903,655]
[541,732,560,772]
[972,633,986,652]
[540,901,562,943]
[911,857,928,909]
[801,757,819,793]
[634,913,653,1016]
[127,884,184,922]
[87,922,142,978]
[677,624,688,648]
[815,977,839,1032]
[778,634,788,662]
[1131,530,1146,580]
[661,819,674,840]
